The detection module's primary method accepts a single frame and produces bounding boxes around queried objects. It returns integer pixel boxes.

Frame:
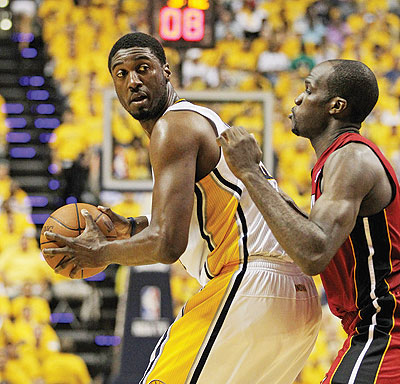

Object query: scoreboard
[150,0,216,48]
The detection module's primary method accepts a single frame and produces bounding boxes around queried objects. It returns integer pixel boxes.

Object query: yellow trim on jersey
[197,172,242,277]
[174,98,186,104]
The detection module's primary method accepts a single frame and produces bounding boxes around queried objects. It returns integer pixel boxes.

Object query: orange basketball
[40,203,117,279]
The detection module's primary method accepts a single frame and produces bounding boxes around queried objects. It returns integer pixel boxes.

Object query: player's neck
[311,123,360,158]
[140,84,179,136]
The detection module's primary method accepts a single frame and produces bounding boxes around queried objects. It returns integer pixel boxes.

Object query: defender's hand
[217,126,263,179]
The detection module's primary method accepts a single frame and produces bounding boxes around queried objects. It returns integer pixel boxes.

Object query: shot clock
[150,0,216,48]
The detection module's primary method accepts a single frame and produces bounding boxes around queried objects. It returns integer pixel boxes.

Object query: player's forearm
[239,167,328,275]
[278,188,309,219]
[102,225,182,267]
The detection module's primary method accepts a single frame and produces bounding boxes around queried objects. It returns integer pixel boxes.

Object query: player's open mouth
[130,95,147,105]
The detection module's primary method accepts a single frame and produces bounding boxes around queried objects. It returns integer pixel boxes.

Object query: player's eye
[137,64,149,73]
[116,69,127,78]
[305,87,311,94]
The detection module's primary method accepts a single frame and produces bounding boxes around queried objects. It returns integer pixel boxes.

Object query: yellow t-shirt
[111,199,141,218]
[11,296,51,324]
[0,296,10,318]
[0,243,54,285]
[33,323,60,362]
[0,358,32,384]
[0,212,36,251]
[42,352,91,384]
[0,177,12,202]
[50,121,89,162]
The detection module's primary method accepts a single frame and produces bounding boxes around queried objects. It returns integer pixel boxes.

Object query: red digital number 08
[182,8,204,41]
[159,7,205,42]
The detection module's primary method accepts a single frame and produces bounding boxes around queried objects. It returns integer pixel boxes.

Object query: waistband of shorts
[218,254,303,276]
[218,254,302,274]
[246,258,304,275]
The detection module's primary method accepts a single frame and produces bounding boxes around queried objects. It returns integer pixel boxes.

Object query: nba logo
[140,286,161,320]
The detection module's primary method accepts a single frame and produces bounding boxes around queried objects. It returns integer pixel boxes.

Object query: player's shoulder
[153,107,212,141]
[149,110,205,160]
[324,140,385,190]
[164,108,210,128]
[327,141,381,170]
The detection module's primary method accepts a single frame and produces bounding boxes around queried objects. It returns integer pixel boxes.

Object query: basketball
[40,203,118,279]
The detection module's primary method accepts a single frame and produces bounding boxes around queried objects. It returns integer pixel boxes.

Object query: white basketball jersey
[165,100,291,286]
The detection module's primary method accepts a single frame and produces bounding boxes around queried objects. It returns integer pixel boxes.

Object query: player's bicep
[148,118,199,258]
[152,154,197,229]
[310,147,374,258]
[310,193,359,255]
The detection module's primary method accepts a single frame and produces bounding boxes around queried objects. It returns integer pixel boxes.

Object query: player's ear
[163,63,171,82]
[329,97,347,116]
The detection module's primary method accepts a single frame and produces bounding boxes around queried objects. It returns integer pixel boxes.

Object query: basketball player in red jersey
[218,59,400,384]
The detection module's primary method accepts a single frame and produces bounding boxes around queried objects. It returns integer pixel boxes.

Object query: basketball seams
[39,240,58,246]
[55,255,68,269]
[47,215,81,231]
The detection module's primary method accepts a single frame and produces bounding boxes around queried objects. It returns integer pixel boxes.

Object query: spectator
[291,42,315,72]
[11,282,51,324]
[295,5,326,45]
[0,200,36,253]
[236,0,268,41]
[182,48,220,89]
[257,39,290,86]
[215,6,243,40]
[0,159,11,205]
[325,7,350,48]
[10,0,38,50]
[0,95,7,157]
[42,352,91,384]
[0,234,52,295]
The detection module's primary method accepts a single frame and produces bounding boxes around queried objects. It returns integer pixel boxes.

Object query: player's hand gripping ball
[40,203,117,279]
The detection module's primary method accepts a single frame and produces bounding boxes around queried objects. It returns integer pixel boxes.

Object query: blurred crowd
[1,0,400,382]
[0,151,92,383]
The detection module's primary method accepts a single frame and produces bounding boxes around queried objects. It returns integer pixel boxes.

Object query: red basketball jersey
[311,132,400,334]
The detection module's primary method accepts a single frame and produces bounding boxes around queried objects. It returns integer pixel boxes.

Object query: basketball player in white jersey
[44,32,321,384]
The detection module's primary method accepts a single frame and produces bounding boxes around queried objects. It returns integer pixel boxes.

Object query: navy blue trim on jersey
[139,328,171,384]
[203,262,214,281]
[259,163,274,180]
[213,169,242,196]
[189,204,248,383]
[194,185,215,253]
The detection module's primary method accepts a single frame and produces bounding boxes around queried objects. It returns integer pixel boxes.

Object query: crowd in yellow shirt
[0,158,91,383]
